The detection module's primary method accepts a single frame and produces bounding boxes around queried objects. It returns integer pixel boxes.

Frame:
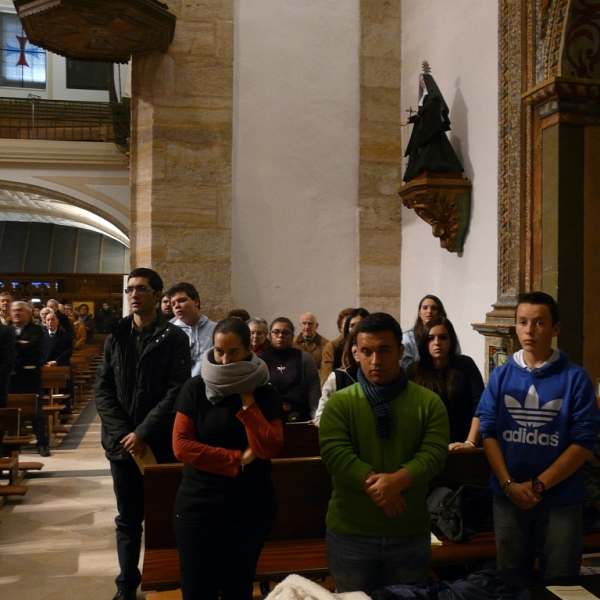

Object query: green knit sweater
[319,381,449,536]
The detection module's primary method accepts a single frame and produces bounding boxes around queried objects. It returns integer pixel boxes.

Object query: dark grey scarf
[201,348,270,404]
[357,367,408,438]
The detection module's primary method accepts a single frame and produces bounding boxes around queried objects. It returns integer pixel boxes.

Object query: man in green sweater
[319,312,449,595]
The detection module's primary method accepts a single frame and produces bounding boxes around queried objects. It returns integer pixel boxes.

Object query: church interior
[1,0,600,598]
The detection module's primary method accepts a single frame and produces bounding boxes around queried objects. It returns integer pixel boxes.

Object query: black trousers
[174,493,276,600]
[110,457,144,594]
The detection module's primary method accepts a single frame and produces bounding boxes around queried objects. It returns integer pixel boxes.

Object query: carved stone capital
[14,0,176,63]
[398,173,472,253]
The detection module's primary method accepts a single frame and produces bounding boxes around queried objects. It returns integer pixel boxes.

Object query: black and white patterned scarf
[357,367,408,438]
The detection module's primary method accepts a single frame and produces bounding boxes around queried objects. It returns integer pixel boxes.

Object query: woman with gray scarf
[172,318,284,600]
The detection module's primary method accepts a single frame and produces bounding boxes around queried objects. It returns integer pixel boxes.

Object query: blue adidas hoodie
[477,350,600,507]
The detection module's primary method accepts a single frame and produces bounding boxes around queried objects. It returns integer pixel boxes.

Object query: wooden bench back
[7,394,38,420]
[268,457,331,540]
[276,422,320,458]
[429,448,491,490]
[43,365,71,377]
[144,463,181,550]
[0,407,20,431]
[144,456,333,551]
[41,368,69,389]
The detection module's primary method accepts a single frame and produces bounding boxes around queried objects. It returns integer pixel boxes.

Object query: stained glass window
[0,13,46,89]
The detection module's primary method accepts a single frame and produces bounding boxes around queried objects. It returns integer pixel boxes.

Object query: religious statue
[401,62,464,182]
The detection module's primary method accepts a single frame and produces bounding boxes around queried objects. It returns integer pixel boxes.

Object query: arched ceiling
[0,187,129,246]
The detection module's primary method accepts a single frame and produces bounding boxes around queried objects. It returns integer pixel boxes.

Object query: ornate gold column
[476,0,600,379]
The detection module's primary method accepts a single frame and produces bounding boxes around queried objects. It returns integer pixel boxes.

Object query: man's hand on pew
[120,432,148,459]
[506,481,540,510]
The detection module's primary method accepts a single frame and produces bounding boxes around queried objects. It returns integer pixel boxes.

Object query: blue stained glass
[0,13,46,88]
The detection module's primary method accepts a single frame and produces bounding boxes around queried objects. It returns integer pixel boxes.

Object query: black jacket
[44,326,73,366]
[11,321,44,388]
[0,323,15,407]
[95,313,191,462]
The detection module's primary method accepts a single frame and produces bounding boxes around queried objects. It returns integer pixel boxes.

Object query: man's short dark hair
[516,291,559,325]
[166,282,200,304]
[270,317,295,335]
[128,268,163,292]
[353,312,403,346]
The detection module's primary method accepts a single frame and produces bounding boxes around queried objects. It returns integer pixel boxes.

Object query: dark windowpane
[76,229,101,273]
[66,59,111,90]
[50,226,78,272]
[23,222,52,272]
[101,236,127,273]
[0,222,28,270]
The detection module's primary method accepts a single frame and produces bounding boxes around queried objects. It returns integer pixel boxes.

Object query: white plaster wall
[233,0,360,339]
[400,1,499,373]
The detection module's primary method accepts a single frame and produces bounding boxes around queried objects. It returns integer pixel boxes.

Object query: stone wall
[130,0,233,319]
[357,0,402,317]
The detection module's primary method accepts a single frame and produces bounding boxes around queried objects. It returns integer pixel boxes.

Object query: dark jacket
[0,323,15,407]
[95,313,191,462]
[11,320,44,388]
[95,308,118,334]
[56,310,73,338]
[44,326,73,366]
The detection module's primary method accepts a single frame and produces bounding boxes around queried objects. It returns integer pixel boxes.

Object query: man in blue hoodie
[477,291,600,583]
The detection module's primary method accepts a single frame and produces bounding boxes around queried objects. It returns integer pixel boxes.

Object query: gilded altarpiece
[474,0,600,380]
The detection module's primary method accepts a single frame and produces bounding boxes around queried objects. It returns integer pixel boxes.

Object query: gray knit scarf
[201,348,270,404]
[357,367,408,438]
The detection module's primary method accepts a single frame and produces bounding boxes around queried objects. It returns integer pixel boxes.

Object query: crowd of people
[2,271,600,600]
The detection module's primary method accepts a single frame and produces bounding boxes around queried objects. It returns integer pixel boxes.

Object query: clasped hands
[506,481,542,510]
[364,470,407,517]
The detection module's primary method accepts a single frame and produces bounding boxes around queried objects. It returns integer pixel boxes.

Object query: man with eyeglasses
[258,317,320,422]
[95,268,191,600]
[167,282,216,376]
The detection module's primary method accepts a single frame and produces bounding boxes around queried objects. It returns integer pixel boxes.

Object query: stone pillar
[357,0,402,316]
[130,0,233,319]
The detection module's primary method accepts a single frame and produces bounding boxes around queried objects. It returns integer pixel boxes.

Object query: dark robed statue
[402,65,464,183]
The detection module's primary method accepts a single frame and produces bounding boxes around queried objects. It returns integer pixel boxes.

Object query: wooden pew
[140,448,600,593]
[141,456,332,592]
[276,422,320,458]
[428,449,600,570]
[0,408,29,498]
[7,392,63,449]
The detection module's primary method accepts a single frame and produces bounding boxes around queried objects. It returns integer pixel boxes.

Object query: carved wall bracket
[13,0,176,63]
[398,172,472,253]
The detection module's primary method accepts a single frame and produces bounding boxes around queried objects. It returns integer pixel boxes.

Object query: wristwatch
[502,479,514,495]
[531,477,545,496]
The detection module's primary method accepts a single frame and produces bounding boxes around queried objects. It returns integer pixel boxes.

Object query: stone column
[357,0,402,316]
[130,0,233,319]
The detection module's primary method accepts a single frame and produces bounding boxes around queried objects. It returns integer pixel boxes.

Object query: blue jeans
[493,494,583,582]
[326,529,430,595]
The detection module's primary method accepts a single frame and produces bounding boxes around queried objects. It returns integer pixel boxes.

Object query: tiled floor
[0,409,133,600]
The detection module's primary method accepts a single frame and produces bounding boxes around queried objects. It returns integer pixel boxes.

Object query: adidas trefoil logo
[502,385,562,446]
